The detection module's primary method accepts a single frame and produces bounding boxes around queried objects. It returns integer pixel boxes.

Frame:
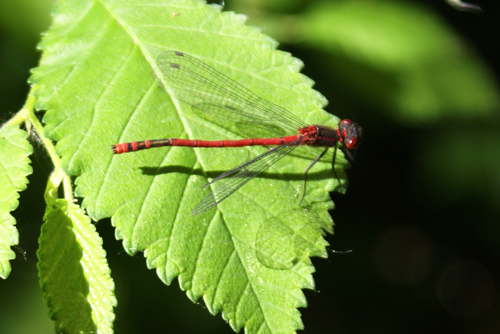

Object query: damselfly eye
[345,137,359,149]
[340,119,353,127]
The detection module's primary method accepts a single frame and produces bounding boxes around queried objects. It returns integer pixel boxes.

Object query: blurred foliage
[234,0,500,124]
[0,0,52,47]
[1,0,500,334]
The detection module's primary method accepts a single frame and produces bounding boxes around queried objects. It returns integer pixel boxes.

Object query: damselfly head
[339,119,363,150]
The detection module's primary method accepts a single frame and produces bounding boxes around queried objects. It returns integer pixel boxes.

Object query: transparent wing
[192,138,302,215]
[154,51,306,135]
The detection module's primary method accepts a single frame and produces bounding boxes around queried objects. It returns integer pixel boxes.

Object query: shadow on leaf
[139,165,342,183]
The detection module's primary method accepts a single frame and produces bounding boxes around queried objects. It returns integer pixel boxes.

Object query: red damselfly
[112,51,362,215]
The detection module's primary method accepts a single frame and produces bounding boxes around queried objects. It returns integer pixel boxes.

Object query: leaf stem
[4,88,74,203]
[1,93,35,129]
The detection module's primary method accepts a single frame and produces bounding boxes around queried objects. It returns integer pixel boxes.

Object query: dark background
[1,0,499,333]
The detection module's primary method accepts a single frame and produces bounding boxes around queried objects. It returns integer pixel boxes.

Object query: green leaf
[0,124,33,279]
[300,1,500,123]
[31,0,344,333]
[38,195,116,333]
